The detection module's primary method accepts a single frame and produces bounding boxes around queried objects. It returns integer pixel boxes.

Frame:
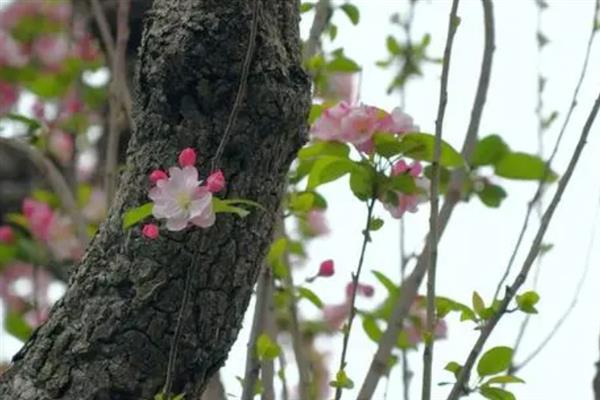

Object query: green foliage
[213,198,264,218]
[297,287,324,309]
[5,311,32,341]
[122,203,153,229]
[477,346,513,377]
[479,387,516,400]
[289,192,315,213]
[471,134,510,167]
[307,156,355,190]
[516,291,540,314]
[256,333,281,360]
[368,217,384,231]
[362,315,383,342]
[267,238,289,279]
[477,182,507,208]
[495,152,557,181]
[330,369,354,389]
[397,133,464,167]
[339,4,360,25]
[444,361,462,379]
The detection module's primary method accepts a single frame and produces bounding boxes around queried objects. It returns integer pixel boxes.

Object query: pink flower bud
[149,169,168,184]
[178,147,197,167]
[142,223,159,239]
[346,282,375,298]
[318,259,335,277]
[206,169,225,193]
[0,225,15,243]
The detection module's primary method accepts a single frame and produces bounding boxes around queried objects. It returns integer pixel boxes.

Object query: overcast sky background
[2,1,600,399]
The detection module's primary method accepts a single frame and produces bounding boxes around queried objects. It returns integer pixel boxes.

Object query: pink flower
[306,210,329,236]
[46,215,83,261]
[22,198,54,242]
[33,35,69,68]
[178,147,197,168]
[0,225,15,243]
[312,102,382,145]
[346,282,374,298]
[48,130,74,165]
[0,31,29,67]
[379,107,418,134]
[321,73,358,104]
[149,169,168,184]
[0,81,18,116]
[142,224,159,239]
[206,170,225,193]
[0,2,38,30]
[73,33,100,62]
[148,166,215,231]
[384,159,429,219]
[318,259,335,277]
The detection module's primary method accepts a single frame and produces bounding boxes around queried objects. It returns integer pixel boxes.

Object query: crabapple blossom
[178,147,197,167]
[48,130,74,165]
[148,166,215,231]
[306,210,329,236]
[142,224,159,239]
[149,169,168,184]
[206,169,225,193]
[0,225,15,243]
[0,81,18,116]
[0,31,28,67]
[33,35,69,68]
[318,259,335,277]
[22,198,54,242]
[323,281,375,330]
[384,159,430,219]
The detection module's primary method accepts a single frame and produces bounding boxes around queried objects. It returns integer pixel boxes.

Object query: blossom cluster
[143,148,225,237]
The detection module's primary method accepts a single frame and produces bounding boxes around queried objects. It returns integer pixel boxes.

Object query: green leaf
[5,312,33,341]
[494,152,557,182]
[122,202,153,229]
[32,189,60,208]
[349,163,375,201]
[307,156,354,190]
[340,4,360,25]
[309,103,324,124]
[397,133,464,168]
[328,23,338,41]
[256,333,281,360]
[4,113,41,130]
[472,291,485,318]
[330,369,354,389]
[362,315,382,342]
[267,238,288,278]
[477,183,507,208]
[471,135,510,167]
[516,291,540,314]
[0,243,18,265]
[300,2,315,12]
[368,217,384,231]
[213,198,264,218]
[479,387,516,400]
[372,270,398,293]
[388,173,418,194]
[483,375,525,386]
[477,346,513,377]
[326,56,361,73]
[297,287,323,309]
[444,361,462,379]
[289,192,315,212]
[373,133,404,158]
[299,141,350,160]
[386,35,402,55]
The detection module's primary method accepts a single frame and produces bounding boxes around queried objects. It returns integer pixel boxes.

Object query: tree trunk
[0,0,310,398]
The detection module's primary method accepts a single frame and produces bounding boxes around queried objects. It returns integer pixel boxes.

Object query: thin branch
[493,0,599,300]
[0,138,88,245]
[511,190,600,372]
[304,0,331,61]
[210,0,260,172]
[595,329,600,400]
[446,86,600,400]
[421,1,459,398]
[104,0,131,205]
[241,265,272,400]
[357,1,495,397]
[334,198,376,400]
[261,277,276,400]
[89,0,115,63]
[278,352,289,400]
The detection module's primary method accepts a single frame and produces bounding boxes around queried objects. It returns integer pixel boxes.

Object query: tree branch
[304,0,331,61]
[446,86,600,400]
[422,2,460,399]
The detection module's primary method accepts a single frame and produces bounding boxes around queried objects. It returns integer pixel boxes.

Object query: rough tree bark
[0,0,310,399]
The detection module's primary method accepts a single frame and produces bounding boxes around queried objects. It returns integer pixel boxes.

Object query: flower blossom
[0,31,28,67]
[148,166,215,231]
[0,225,15,243]
[23,198,54,242]
[383,159,429,219]
[311,102,417,153]
[0,81,18,116]
[33,35,69,68]
[142,224,159,239]
[206,170,225,193]
[323,281,375,330]
[305,210,329,236]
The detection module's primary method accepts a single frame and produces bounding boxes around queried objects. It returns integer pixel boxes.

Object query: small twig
[104,0,131,206]
[421,3,459,400]
[511,191,600,372]
[89,0,115,63]
[334,198,376,400]
[0,138,88,245]
[493,0,599,300]
[241,264,272,400]
[278,353,290,400]
[304,0,331,61]
[357,1,495,397]
[594,330,600,400]
[261,277,276,400]
[446,85,600,400]
[210,0,260,172]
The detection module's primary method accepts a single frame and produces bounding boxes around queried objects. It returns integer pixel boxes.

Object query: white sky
[2,1,600,399]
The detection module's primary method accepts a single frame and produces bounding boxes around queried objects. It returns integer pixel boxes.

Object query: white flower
[148,166,215,231]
